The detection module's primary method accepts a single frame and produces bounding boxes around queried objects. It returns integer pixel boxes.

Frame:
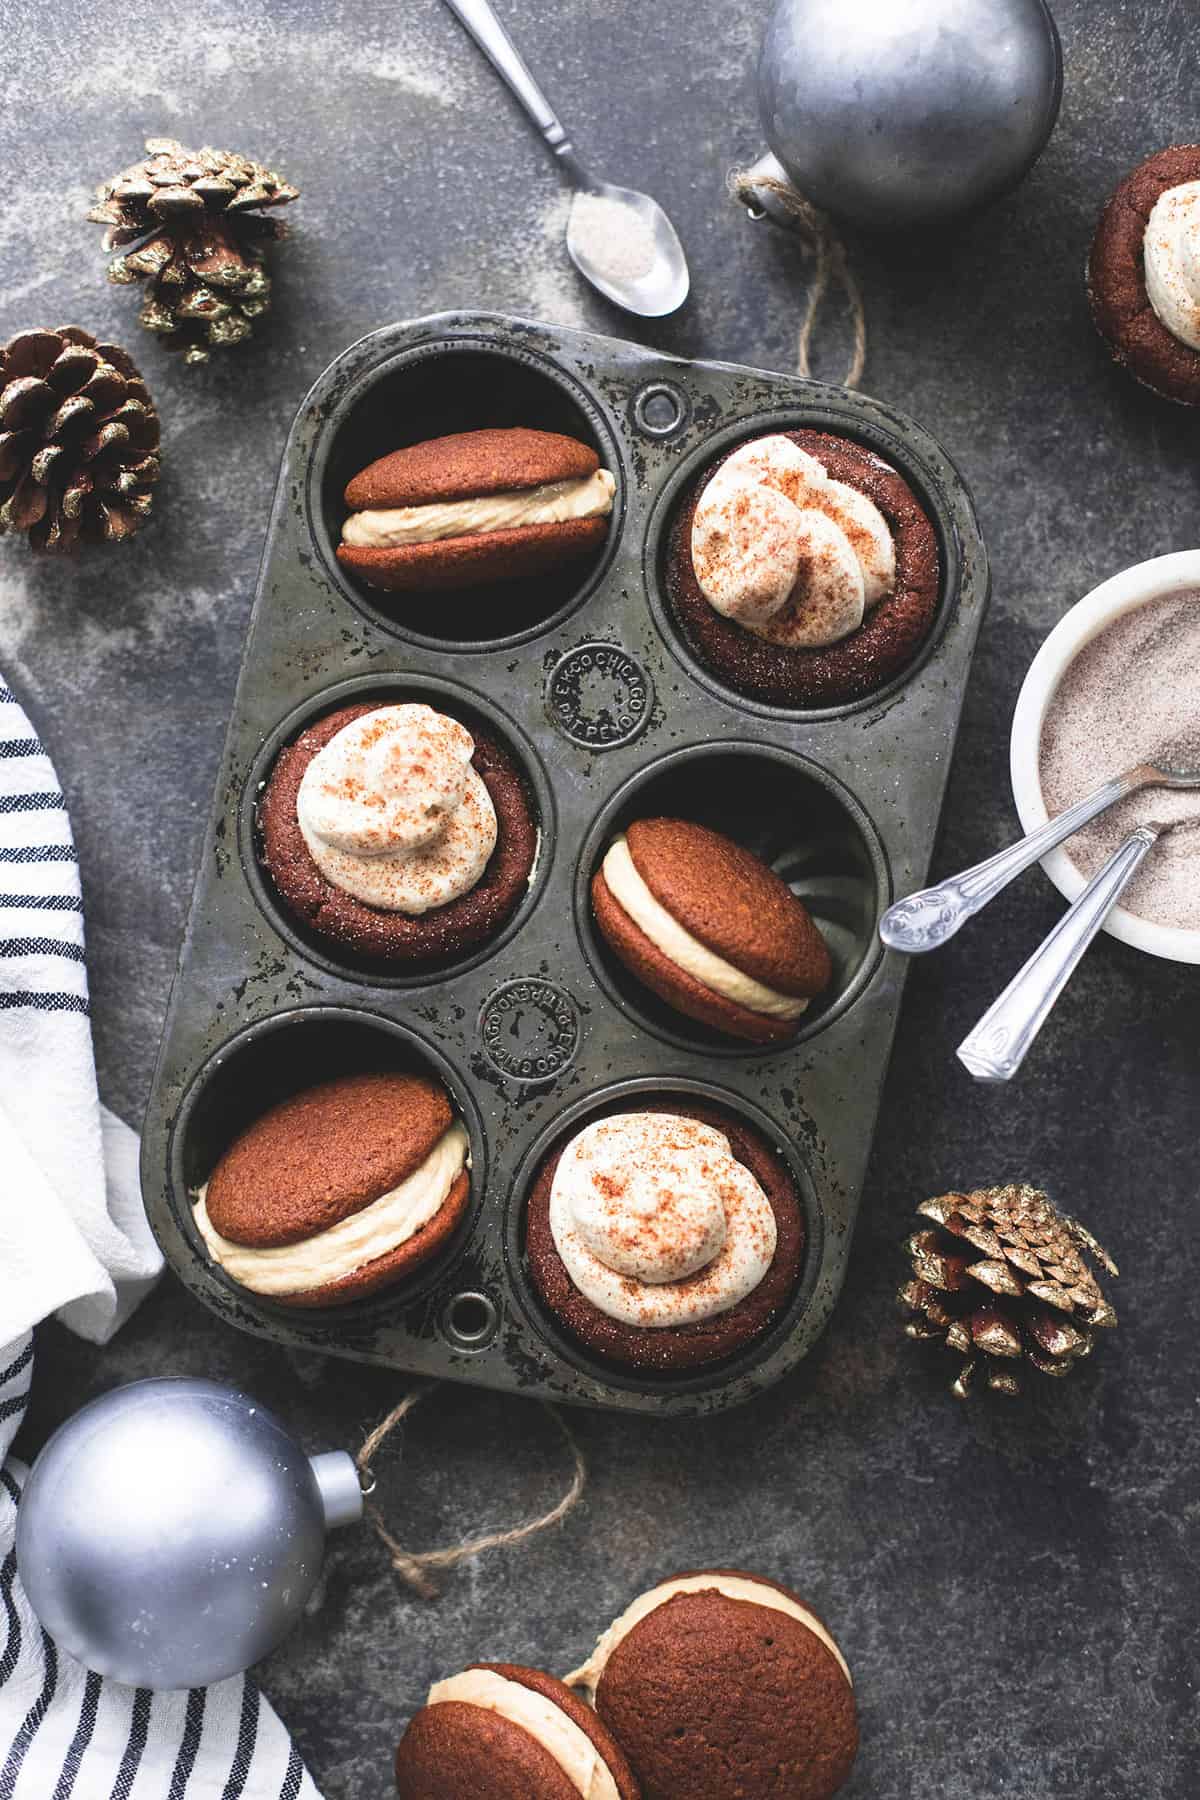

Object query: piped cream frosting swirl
[548,1112,776,1328]
[1144,180,1200,351]
[690,434,895,649]
[296,704,497,913]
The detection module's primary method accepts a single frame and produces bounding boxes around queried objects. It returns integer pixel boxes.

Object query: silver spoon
[957,821,1168,1083]
[442,0,690,317]
[880,761,1200,954]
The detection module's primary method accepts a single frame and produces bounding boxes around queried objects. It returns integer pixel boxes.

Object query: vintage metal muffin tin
[142,310,989,1416]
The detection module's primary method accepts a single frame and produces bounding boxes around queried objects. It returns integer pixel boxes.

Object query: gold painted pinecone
[88,137,299,365]
[900,1185,1118,1398]
[0,327,160,553]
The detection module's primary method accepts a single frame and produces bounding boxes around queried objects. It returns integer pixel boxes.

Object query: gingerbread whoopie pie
[568,1570,857,1800]
[395,1662,640,1800]
[1088,144,1200,406]
[338,426,616,592]
[591,817,832,1044]
[525,1102,804,1374]
[666,429,940,707]
[193,1070,470,1307]
[259,700,537,964]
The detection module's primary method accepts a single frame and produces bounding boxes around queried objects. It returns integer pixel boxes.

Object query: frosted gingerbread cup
[1010,550,1200,964]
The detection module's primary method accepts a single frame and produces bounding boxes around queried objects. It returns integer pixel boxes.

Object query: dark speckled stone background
[3,1,1199,1794]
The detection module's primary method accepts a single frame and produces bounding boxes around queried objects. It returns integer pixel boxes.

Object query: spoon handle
[956,824,1162,1083]
[442,0,575,162]
[879,765,1153,954]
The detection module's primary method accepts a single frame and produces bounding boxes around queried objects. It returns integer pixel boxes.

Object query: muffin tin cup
[645,401,963,723]
[309,336,626,652]
[142,311,990,1417]
[169,1007,491,1339]
[575,742,889,1058]
[502,1076,826,1401]
[240,672,556,988]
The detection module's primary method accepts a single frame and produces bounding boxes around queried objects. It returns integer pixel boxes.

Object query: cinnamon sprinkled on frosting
[548,1112,776,1327]
[690,433,895,649]
[296,703,497,914]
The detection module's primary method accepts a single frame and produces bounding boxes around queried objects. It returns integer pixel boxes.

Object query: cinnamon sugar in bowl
[1010,550,1200,964]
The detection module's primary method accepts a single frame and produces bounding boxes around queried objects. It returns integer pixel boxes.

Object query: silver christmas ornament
[15,1378,363,1690]
[751,0,1062,230]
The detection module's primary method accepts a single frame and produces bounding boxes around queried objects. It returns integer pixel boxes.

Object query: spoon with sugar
[443,0,690,317]
[880,759,1200,955]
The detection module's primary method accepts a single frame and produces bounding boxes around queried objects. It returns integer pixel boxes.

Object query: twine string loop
[355,1386,586,1602]
[728,167,866,390]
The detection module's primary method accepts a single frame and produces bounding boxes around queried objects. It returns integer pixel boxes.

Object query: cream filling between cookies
[549,1112,776,1329]
[427,1671,620,1800]
[1143,180,1200,351]
[341,468,616,548]
[192,1123,469,1296]
[565,1574,852,1703]
[602,836,809,1021]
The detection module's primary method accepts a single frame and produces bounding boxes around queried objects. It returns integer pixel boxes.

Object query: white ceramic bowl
[1010,549,1200,965]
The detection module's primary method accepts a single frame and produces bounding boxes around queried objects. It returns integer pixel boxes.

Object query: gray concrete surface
[2,1,1198,1794]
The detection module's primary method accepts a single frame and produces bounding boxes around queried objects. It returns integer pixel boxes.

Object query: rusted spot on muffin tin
[141,311,989,1417]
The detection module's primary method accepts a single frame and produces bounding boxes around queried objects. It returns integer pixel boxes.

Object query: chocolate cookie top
[593,1576,857,1800]
[345,427,600,510]
[1088,144,1200,406]
[624,818,832,997]
[667,430,939,709]
[205,1070,452,1248]
[475,1666,640,1800]
[395,1700,581,1799]
[394,1661,640,1800]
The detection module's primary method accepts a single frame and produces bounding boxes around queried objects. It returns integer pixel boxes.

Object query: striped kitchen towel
[0,678,161,1346]
[0,681,323,1796]
[1,1340,322,1799]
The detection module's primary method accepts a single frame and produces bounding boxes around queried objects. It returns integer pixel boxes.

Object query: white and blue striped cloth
[0,681,322,1798]
[0,678,159,1347]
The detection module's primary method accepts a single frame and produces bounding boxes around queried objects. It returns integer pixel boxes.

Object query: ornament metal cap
[735,152,805,228]
[15,1377,362,1690]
